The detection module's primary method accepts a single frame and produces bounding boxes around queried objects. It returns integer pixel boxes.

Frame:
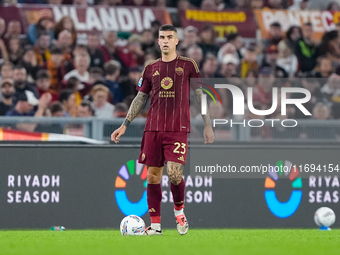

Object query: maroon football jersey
[137,56,201,132]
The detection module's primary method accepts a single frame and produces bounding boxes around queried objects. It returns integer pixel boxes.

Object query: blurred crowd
[0,9,152,125]
[0,0,339,11]
[0,1,340,138]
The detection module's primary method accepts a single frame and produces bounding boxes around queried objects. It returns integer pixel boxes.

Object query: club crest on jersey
[161,77,173,90]
[138,77,143,87]
[175,67,184,76]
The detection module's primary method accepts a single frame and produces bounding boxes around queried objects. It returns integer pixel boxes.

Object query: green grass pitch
[0,229,339,255]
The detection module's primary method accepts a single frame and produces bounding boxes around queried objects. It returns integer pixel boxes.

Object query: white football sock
[174,208,184,217]
[151,223,161,231]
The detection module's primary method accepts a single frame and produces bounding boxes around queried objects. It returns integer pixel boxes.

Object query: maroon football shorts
[138,131,188,167]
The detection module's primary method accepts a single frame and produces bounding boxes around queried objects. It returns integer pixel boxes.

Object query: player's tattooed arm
[123,91,149,127]
[167,161,184,185]
[194,88,212,127]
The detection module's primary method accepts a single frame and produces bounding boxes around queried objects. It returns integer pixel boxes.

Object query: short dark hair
[13,65,25,71]
[38,31,50,38]
[151,20,161,27]
[17,92,29,102]
[59,89,74,103]
[36,69,50,80]
[270,22,281,28]
[89,67,104,76]
[104,60,121,76]
[304,22,313,27]
[23,45,34,54]
[114,102,128,113]
[80,100,95,116]
[227,33,240,42]
[73,44,88,55]
[286,25,302,42]
[49,102,64,114]
[66,76,79,90]
[159,24,177,33]
[50,45,63,55]
[74,44,88,51]
[203,53,217,64]
[93,80,106,87]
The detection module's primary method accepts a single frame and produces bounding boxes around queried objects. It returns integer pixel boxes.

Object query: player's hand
[203,126,215,144]
[111,125,127,143]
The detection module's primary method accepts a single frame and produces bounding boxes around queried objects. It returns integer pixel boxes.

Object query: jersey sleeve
[189,59,202,90]
[136,65,152,94]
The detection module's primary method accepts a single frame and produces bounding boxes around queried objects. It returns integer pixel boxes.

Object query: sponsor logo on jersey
[153,70,160,76]
[161,77,173,90]
[175,67,184,76]
[178,156,185,162]
[159,91,175,98]
[138,77,143,87]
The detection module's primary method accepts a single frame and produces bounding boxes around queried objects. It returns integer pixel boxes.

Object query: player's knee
[147,173,160,184]
[147,167,162,184]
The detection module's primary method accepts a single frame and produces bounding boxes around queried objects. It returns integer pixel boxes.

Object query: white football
[120,215,145,236]
[314,207,336,227]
